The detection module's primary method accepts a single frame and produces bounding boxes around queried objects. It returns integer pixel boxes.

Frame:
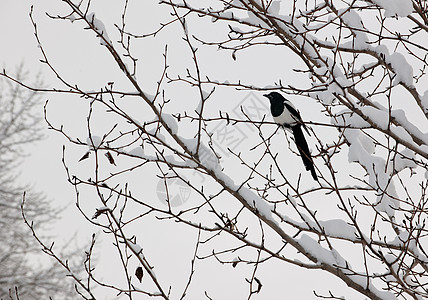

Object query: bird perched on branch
[263,92,317,181]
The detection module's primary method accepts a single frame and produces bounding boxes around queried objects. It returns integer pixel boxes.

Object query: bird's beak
[263,94,269,98]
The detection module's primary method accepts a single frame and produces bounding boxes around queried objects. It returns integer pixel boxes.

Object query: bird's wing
[283,101,303,123]
[283,100,311,135]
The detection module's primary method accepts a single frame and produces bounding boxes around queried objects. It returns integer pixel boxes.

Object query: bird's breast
[273,112,296,126]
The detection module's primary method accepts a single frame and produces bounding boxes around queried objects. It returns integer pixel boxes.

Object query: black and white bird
[263,92,317,180]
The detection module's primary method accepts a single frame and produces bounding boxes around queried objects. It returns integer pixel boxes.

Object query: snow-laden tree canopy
[3,0,428,299]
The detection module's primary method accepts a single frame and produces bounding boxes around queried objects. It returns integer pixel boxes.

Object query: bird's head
[263,92,284,104]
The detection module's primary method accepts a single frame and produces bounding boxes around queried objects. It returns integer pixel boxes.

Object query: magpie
[263,92,317,180]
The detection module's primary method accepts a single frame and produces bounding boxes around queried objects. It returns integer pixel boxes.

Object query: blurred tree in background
[0,66,78,299]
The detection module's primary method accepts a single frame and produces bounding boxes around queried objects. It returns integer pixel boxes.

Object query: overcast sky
[2,1,423,299]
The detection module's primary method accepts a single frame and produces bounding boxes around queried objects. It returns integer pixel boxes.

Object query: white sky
[1,1,423,299]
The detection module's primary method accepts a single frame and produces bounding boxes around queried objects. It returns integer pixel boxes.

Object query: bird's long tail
[291,125,317,180]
